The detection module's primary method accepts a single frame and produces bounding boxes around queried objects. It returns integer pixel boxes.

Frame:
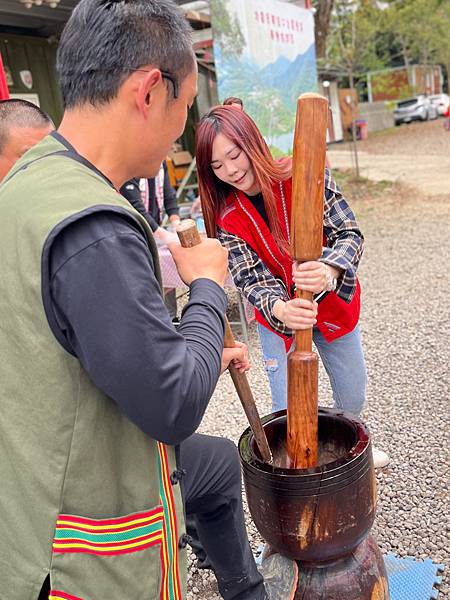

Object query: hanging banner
[211,0,317,153]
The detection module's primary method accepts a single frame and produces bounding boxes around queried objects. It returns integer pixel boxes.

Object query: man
[121,161,181,242]
[0,98,54,181]
[0,1,295,599]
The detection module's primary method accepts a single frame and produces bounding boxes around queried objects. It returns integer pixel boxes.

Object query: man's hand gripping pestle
[176,219,273,465]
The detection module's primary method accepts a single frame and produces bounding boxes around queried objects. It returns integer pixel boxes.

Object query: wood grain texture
[287,351,319,468]
[175,220,273,464]
[294,289,314,353]
[290,93,328,263]
[287,93,329,468]
[175,218,202,247]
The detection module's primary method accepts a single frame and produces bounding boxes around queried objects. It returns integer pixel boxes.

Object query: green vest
[0,135,186,600]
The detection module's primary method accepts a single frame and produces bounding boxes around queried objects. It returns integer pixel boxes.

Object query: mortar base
[293,535,390,600]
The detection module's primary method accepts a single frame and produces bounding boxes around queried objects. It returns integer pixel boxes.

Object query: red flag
[0,53,10,100]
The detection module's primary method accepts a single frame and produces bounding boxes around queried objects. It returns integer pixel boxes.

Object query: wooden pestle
[287,93,329,469]
[176,219,273,464]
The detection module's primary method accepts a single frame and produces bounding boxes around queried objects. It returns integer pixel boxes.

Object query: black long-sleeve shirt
[46,210,227,445]
[120,163,179,232]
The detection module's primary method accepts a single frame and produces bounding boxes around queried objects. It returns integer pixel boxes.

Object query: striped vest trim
[53,508,165,555]
[157,442,183,600]
[49,592,83,600]
[52,442,182,599]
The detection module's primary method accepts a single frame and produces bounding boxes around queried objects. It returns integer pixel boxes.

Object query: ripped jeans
[257,323,367,416]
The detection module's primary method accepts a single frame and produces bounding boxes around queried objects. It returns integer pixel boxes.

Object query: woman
[195,106,389,467]
[444,104,450,131]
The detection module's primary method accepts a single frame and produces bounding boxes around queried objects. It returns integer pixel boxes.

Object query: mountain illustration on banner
[211,0,317,154]
[259,46,317,108]
[214,44,317,153]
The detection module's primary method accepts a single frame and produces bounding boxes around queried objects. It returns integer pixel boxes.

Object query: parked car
[394,95,439,125]
[429,93,450,116]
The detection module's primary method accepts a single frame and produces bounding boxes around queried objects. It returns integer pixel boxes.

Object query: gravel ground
[334,117,450,156]
[328,119,450,196]
[183,132,449,599]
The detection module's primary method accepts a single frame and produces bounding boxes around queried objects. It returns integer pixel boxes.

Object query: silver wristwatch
[325,266,337,292]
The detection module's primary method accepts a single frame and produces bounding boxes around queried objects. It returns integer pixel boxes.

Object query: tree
[312,0,450,92]
[210,0,245,60]
[312,0,335,61]
[436,13,450,93]
[383,0,450,92]
[327,0,383,178]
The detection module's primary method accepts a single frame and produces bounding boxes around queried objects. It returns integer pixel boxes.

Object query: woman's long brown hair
[195,106,292,254]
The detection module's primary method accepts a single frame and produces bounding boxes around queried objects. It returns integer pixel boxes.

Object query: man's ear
[135,68,163,116]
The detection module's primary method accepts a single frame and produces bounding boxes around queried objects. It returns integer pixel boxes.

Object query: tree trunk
[348,70,360,180]
[313,0,335,60]
[399,36,410,69]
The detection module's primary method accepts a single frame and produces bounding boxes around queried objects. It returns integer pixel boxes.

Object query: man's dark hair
[57,0,194,109]
[0,99,53,153]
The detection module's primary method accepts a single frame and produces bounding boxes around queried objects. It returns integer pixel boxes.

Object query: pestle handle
[290,93,327,263]
[287,94,329,469]
[294,290,315,353]
[176,219,273,464]
[291,92,328,354]
[174,219,202,247]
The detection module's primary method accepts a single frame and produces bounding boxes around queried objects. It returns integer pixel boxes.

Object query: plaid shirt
[218,170,364,336]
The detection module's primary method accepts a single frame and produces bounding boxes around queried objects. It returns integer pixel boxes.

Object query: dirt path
[328,119,450,196]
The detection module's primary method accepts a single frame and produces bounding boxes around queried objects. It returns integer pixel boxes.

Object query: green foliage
[383,0,449,65]
[327,1,385,77]
[269,145,291,159]
[384,100,397,112]
[210,0,245,60]
[326,0,450,91]
[371,71,414,99]
[382,0,450,92]
[245,89,294,143]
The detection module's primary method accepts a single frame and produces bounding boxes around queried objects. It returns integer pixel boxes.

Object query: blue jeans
[257,323,367,415]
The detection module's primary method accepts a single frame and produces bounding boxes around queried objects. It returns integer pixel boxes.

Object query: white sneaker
[372,447,390,469]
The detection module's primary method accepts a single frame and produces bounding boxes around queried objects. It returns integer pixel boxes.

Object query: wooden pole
[348,72,360,180]
[287,93,329,469]
[176,219,273,464]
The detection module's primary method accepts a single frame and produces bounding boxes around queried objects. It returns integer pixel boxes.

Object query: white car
[429,93,450,116]
[394,95,439,125]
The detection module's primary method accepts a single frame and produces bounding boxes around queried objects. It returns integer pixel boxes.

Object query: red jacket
[217,178,361,346]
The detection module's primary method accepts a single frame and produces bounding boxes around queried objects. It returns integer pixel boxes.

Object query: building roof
[0,0,211,37]
[0,0,77,36]
[0,0,309,37]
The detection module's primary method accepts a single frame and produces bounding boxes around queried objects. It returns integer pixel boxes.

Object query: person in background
[195,105,390,469]
[120,160,181,244]
[444,104,450,131]
[223,96,244,110]
[121,162,181,320]
[0,99,54,182]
